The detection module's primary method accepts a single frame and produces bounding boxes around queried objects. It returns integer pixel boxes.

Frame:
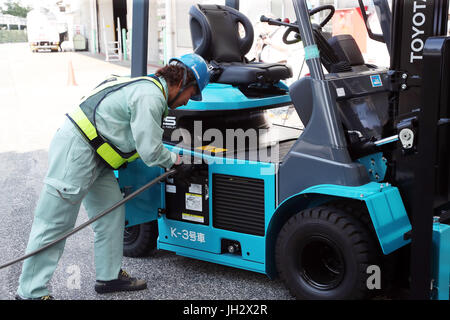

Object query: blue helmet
[169,53,209,101]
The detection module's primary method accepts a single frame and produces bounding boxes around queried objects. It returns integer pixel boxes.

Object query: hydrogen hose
[0,169,176,270]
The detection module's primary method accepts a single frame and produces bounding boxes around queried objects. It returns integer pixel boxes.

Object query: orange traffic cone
[67,60,78,86]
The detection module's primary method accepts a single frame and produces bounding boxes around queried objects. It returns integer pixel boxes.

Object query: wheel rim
[298,236,345,290]
[123,225,140,245]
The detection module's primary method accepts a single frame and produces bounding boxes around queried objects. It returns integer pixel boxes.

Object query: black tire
[327,200,373,230]
[275,205,379,300]
[327,200,399,295]
[123,221,158,257]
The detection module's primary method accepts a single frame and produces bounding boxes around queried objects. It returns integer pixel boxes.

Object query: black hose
[0,169,176,270]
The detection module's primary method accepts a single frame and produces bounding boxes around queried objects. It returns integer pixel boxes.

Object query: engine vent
[212,174,265,236]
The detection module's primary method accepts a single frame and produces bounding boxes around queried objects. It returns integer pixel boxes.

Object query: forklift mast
[388,0,449,299]
[389,1,449,206]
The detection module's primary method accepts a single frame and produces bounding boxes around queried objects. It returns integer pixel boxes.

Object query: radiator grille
[213,174,265,236]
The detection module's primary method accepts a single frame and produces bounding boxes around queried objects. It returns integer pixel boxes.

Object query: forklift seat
[312,23,367,73]
[328,34,365,67]
[189,4,292,86]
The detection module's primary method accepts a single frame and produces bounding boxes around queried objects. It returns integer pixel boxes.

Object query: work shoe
[94,269,147,294]
[15,294,55,300]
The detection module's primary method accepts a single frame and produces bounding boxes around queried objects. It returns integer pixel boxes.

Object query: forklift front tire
[275,205,379,300]
[123,221,158,257]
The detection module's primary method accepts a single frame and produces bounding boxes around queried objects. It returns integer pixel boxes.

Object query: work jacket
[66,75,177,170]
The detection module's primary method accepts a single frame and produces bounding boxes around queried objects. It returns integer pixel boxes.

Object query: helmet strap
[168,66,197,107]
[168,87,185,108]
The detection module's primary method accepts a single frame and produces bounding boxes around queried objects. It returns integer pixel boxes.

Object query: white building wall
[171,0,197,57]
[65,0,93,48]
[64,0,402,69]
[123,0,165,65]
[0,14,27,29]
[96,0,115,55]
[89,0,296,64]
[148,0,160,64]
[77,0,93,46]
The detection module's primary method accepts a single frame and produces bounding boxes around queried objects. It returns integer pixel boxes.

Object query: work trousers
[17,119,125,298]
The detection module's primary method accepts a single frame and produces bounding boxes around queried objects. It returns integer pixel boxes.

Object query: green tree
[1,1,32,18]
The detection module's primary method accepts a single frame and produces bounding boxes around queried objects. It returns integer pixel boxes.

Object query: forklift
[119,0,450,299]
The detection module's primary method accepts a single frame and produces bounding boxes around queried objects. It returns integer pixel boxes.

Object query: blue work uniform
[17,76,177,299]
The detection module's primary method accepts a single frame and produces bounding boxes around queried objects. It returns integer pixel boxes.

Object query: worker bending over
[16,54,209,300]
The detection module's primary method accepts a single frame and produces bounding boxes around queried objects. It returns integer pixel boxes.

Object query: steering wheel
[309,5,335,28]
[282,26,301,45]
[282,5,335,45]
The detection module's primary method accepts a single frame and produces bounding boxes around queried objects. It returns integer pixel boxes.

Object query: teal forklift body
[119,146,412,276]
[117,160,164,227]
[280,182,412,255]
[156,145,276,275]
[178,82,291,111]
[431,222,450,300]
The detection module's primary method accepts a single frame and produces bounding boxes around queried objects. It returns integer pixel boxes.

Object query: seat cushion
[216,62,292,85]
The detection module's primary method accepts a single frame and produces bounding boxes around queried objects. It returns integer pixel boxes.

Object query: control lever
[260,15,298,28]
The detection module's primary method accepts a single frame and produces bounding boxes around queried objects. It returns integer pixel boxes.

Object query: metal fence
[0,30,27,43]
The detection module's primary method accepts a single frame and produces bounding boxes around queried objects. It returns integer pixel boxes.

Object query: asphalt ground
[0,43,293,301]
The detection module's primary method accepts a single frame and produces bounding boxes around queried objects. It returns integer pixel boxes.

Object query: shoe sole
[15,294,55,300]
[94,282,147,294]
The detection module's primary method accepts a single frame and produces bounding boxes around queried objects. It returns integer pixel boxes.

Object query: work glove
[169,154,194,187]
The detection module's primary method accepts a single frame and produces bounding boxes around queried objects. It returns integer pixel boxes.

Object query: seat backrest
[312,27,352,73]
[189,4,254,63]
[328,34,365,66]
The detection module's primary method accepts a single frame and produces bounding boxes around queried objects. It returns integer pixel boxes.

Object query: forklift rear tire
[123,221,158,257]
[275,205,378,300]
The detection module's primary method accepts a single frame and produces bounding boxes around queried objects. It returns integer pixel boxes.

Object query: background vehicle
[26,7,64,52]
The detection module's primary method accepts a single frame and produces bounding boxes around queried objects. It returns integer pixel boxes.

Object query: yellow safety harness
[66,75,166,170]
